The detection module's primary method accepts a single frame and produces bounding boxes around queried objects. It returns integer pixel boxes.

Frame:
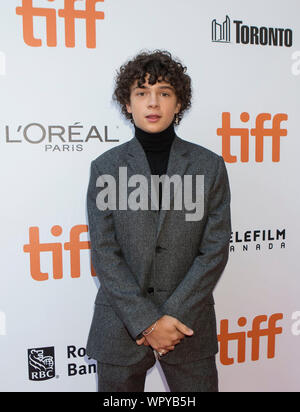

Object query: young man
[86,50,231,392]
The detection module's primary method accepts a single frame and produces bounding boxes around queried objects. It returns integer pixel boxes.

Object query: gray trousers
[97,350,218,392]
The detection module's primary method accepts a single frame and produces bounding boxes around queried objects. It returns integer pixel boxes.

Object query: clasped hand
[135,315,194,355]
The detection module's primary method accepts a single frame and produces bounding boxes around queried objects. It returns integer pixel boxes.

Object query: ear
[126,102,132,114]
[175,100,181,114]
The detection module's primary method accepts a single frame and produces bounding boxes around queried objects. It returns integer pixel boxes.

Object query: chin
[147,126,164,133]
[145,123,168,133]
[136,125,158,133]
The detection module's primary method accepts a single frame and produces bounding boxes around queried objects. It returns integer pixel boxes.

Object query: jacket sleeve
[159,155,232,325]
[87,160,164,340]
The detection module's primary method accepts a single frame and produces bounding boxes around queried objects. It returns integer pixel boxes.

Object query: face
[126,73,181,133]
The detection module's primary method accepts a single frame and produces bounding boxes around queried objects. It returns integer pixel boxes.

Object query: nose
[147,91,159,108]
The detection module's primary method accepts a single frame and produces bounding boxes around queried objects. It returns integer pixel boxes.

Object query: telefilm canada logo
[28,347,55,381]
[230,228,286,252]
[212,15,293,47]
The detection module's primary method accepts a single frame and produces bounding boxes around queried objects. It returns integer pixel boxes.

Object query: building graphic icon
[212,15,230,43]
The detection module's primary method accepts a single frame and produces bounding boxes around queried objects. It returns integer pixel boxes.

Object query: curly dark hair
[113,49,192,125]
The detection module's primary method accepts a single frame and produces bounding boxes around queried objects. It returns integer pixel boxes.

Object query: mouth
[146,115,161,122]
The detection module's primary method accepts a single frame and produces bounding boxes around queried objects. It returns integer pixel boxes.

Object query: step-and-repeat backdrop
[1,0,299,392]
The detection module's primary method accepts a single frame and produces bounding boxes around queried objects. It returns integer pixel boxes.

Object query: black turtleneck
[134,122,175,210]
[135,122,175,175]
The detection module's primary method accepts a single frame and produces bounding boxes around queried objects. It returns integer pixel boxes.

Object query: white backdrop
[0,0,300,392]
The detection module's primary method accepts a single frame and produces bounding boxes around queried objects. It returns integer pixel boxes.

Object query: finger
[136,337,145,345]
[176,321,194,336]
[157,349,169,356]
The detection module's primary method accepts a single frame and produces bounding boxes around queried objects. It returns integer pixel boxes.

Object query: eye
[161,92,170,97]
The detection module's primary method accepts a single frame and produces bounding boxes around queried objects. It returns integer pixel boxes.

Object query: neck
[134,123,175,152]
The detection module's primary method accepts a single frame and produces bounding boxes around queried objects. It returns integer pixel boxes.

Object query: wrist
[142,321,158,336]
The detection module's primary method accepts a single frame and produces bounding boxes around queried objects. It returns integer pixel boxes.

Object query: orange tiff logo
[16,0,105,48]
[23,225,96,281]
[217,112,288,162]
[218,313,283,365]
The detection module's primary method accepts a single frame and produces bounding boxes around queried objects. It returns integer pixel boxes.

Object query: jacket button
[155,246,162,252]
[147,287,154,294]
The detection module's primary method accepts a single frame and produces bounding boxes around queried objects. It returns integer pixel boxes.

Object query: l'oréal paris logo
[3,123,119,152]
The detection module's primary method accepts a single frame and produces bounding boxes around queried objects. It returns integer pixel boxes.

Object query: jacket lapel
[126,134,190,241]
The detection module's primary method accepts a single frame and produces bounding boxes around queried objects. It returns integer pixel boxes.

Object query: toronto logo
[28,347,55,381]
[212,15,293,47]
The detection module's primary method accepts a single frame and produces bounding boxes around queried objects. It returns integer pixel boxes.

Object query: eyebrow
[133,85,174,91]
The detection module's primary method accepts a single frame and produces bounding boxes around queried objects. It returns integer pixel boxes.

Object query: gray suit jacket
[86,134,231,366]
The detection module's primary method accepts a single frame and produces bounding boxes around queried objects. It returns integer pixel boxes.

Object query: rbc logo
[28,347,55,381]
